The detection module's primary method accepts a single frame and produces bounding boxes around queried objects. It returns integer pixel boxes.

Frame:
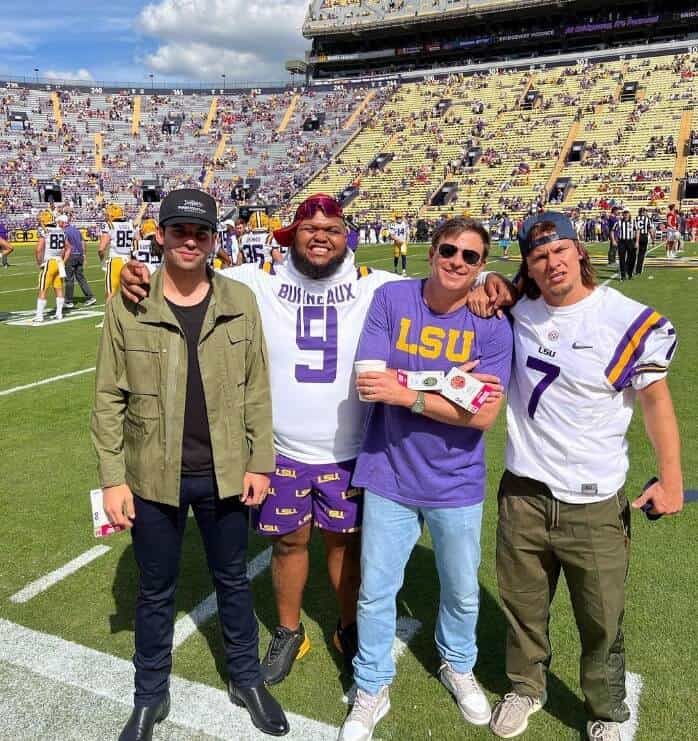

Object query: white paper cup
[354,359,387,401]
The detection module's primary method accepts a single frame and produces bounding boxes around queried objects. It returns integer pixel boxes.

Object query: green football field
[0,241,696,740]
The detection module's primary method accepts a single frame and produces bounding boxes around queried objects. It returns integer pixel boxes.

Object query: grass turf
[0,241,696,739]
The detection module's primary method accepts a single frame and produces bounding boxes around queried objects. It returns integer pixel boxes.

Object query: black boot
[229,681,289,736]
[119,693,170,741]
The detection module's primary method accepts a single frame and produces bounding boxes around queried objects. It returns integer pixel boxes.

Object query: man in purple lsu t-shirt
[339,217,513,741]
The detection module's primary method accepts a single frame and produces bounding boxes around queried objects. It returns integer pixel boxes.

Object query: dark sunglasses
[294,194,343,221]
[437,243,483,265]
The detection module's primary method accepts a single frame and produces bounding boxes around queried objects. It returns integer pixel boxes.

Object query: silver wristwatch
[410,391,426,415]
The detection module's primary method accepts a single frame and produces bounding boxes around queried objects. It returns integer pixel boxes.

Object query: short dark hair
[519,221,596,299]
[431,217,490,260]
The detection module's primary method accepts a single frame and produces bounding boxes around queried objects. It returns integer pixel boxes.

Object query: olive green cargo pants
[496,470,631,722]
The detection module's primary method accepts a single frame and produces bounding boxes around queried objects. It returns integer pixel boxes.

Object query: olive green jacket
[91,269,275,506]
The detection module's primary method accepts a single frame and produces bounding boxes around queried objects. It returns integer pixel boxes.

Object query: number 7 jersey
[505,286,677,503]
[221,254,401,464]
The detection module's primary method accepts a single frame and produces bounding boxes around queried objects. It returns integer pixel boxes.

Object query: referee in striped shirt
[615,209,636,281]
[634,207,654,276]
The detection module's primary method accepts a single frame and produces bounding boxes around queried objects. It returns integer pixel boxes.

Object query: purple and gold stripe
[605,308,667,390]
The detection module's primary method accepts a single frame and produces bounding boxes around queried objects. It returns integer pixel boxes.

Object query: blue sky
[0,0,309,85]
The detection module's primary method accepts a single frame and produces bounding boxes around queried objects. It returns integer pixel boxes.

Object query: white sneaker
[401,269,407,276]
[84,297,97,306]
[64,302,75,309]
[55,314,63,321]
[95,321,104,328]
[587,720,621,741]
[490,692,543,738]
[439,661,491,725]
[338,687,390,741]
[31,316,44,324]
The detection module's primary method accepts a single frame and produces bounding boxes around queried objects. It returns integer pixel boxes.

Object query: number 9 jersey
[220,253,401,464]
[505,285,677,503]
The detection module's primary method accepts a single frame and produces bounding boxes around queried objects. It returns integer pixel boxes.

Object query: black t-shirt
[165,286,213,474]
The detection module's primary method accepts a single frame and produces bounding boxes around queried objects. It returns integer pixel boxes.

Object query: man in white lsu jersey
[98,203,134,299]
[389,216,409,275]
[485,212,683,741]
[119,193,403,687]
[33,210,71,323]
[133,217,162,275]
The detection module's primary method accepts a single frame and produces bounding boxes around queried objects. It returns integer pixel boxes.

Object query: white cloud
[138,0,308,81]
[44,68,95,82]
[0,31,32,49]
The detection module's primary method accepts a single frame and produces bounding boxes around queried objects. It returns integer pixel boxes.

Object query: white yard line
[621,672,643,741]
[5,310,104,326]
[9,546,111,603]
[0,279,103,294]
[0,618,339,740]
[342,616,422,704]
[172,547,272,650]
[0,367,96,397]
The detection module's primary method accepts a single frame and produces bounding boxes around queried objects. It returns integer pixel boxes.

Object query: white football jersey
[389,221,409,244]
[506,286,676,503]
[104,221,135,259]
[41,226,65,261]
[221,254,401,463]
[241,231,271,267]
[134,238,161,273]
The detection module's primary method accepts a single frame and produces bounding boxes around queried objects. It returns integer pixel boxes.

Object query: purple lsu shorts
[252,454,363,536]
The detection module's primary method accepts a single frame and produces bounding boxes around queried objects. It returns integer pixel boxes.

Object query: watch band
[410,391,426,415]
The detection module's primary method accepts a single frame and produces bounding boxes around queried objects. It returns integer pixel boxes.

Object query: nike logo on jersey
[572,342,594,349]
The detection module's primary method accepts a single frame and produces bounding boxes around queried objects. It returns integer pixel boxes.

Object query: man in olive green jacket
[91,189,289,739]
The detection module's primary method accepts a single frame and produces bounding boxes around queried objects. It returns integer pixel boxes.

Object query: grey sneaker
[338,687,390,741]
[490,692,543,738]
[84,297,97,306]
[587,720,621,741]
[64,302,75,308]
[438,661,491,725]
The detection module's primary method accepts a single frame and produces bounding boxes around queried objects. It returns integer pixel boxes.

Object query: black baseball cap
[518,210,577,257]
[158,189,217,230]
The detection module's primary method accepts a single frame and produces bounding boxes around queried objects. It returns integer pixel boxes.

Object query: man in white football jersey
[389,217,409,276]
[33,210,71,323]
[241,211,273,267]
[98,203,135,299]
[119,193,402,687]
[482,212,683,741]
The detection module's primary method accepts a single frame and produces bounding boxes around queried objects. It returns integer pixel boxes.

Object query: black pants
[64,255,94,302]
[636,235,648,274]
[617,239,636,279]
[130,475,260,706]
[607,240,616,265]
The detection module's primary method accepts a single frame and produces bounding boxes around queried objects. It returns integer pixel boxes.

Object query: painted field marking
[0,278,103,294]
[5,309,104,326]
[0,367,96,397]
[621,672,643,741]
[9,546,111,604]
[172,547,272,649]
[342,616,422,704]
[0,618,339,740]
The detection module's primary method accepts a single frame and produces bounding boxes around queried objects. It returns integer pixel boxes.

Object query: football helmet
[248,211,269,231]
[106,203,125,222]
[140,218,157,238]
[269,215,282,231]
[38,209,55,227]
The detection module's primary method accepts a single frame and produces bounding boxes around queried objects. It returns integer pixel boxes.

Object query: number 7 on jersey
[526,356,560,418]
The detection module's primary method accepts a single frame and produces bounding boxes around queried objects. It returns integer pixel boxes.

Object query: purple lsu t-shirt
[352,279,513,508]
[0,223,7,240]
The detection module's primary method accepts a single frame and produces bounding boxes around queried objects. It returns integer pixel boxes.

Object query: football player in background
[389,216,409,275]
[0,220,13,267]
[471,211,683,741]
[33,210,71,323]
[98,203,135,299]
[119,193,403,688]
[241,211,273,267]
[133,218,163,275]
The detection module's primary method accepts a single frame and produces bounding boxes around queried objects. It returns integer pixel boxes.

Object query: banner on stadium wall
[396,46,423,56]
[11,229,39,242]
[565,16,658,34]
[426,42,441,53]
[499,30,555,42]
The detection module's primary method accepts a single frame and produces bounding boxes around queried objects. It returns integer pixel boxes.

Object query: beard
[290,244,347,279]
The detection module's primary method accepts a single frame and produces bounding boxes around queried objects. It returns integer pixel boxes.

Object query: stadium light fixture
[149,72,154,89]
[222,73,226,92]
[34,67,39,83]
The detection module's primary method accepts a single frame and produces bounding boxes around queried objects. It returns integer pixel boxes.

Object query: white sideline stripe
[0,278,103,294]
[9,546,111,603]
[2,266,105,278]
[0,367,96,397]
[172,547,272,649]
[621,672,643,741]
[342,616,422,704]
[0,618,339,740]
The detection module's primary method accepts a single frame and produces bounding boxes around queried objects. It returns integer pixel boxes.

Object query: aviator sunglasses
[436,242,483,265]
